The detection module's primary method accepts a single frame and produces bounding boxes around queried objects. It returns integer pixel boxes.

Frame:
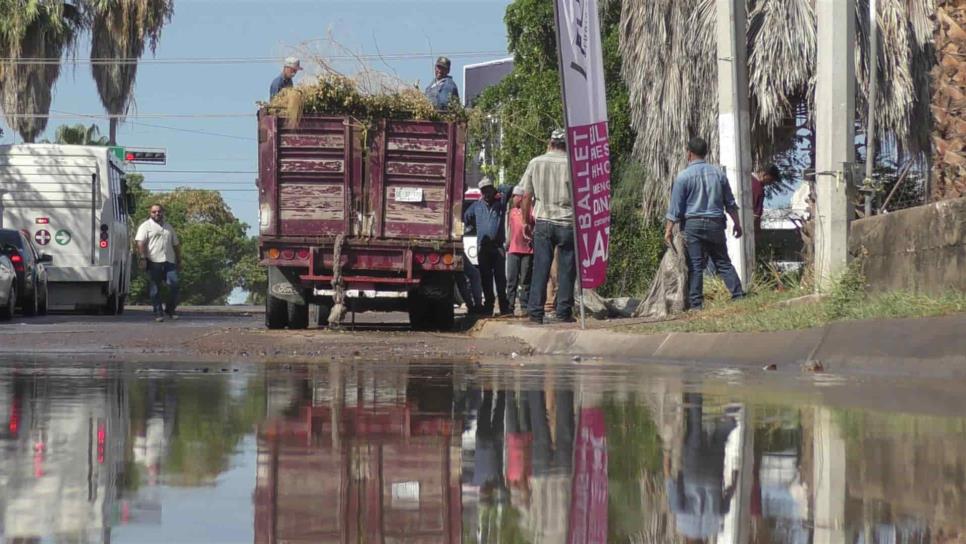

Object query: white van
[0,144,133,313]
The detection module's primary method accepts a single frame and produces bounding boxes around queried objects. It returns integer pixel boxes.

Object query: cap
[478,177,494,189]
[512,185,525,196]
[435,56,451,70]
[284,57,303,71]
[550,128,566,144]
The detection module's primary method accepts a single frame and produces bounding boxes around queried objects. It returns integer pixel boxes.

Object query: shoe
[154,314,165,323]
[543,315,576,325]
[166,313,180,321]
[528,315,544,325]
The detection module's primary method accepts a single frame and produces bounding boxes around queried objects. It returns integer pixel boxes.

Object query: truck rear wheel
[287,300,309,330]
[408,272,455,331]
[266,293,288,329]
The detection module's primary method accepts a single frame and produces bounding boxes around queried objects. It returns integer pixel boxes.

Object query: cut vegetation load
[257,73,467,331]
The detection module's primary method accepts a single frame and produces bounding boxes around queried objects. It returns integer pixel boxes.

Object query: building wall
[849,197,966,295]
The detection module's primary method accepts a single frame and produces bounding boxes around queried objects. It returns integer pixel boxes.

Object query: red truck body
[256,112,465,329]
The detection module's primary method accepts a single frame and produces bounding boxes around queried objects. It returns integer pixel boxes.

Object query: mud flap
[268,266,306,305]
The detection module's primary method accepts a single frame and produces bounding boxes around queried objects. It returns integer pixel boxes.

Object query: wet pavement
[0,357,965,543]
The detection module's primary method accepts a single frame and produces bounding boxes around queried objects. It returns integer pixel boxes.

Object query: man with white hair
[270,56,303,99]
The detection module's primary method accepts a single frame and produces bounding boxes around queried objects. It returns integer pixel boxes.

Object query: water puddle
[0,359,963,542]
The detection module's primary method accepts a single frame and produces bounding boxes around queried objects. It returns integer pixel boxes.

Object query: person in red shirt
[751,164,781,235]
[505,185,535,317]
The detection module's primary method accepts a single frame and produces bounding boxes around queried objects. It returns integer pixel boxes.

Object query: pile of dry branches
[931,0,966,199]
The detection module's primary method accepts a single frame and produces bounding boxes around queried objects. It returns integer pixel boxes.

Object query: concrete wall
[850,197,966,295]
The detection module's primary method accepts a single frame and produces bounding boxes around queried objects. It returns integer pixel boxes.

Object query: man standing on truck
[463,178,511,316]
[424,56,460,110]
[136,204,182,322]
[269,56,303,99]
[521,129,577,325]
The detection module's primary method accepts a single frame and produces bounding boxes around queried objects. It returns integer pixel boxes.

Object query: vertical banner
[567,407,608,544]
[553,0,612,289]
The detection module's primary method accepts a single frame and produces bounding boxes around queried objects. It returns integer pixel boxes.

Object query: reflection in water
[0,361,965,542]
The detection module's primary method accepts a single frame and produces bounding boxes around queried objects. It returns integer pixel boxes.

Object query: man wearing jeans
[463,178,512,316]
[135,204,182,322]
[664,137,744,310]
[521,129,576,324]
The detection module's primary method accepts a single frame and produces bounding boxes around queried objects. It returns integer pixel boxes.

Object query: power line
[4,112,253,120]
[47,110,258,142]
[0,50,508,66]
[137,169,257,174]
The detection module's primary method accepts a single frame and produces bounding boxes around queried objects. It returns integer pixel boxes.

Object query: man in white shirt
[135,204,182,322]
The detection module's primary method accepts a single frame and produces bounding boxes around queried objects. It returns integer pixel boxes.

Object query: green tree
[52,122,110,144]
[0,1,79,142]
[471,0,662,297]
[85,0,174,144]
[130,188,253,305]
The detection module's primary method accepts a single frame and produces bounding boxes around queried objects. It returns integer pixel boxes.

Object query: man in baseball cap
[270,56,304,99]
[425,56,460,110]
[463,176,514,316]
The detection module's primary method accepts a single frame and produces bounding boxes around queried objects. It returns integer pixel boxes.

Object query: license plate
[394,187,423,202]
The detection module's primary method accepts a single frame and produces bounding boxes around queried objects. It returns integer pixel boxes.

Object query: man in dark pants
[463,178,512,315]
[664,137,744,310]
[522,129,576,324]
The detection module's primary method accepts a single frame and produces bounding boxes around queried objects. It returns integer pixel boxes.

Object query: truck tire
[433,298,455,330]
[407,291,433,331]
[287,300,309,330]
[409,272,456,331]
[266,294,288,329]
[103,292,119,316]
[315,303,331,328]
[116,294,125,315]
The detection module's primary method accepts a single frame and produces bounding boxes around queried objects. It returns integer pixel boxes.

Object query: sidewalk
[472,313,966,377]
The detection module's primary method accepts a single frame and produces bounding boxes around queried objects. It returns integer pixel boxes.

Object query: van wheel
[22,283,38,316]
[116,295,125,315]
[0,286,15,320]
[37,283,48,315]
[103,293,119,316]
[287,300,309,330]
[266,293,288,329]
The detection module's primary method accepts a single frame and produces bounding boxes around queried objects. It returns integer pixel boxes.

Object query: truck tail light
[414,253,426,264]
[296,248,310,260]
[266,248,281,259]
[281,249,295,260]
[428,253,441,265]
[442,254,454,266]
[10,253,23,272]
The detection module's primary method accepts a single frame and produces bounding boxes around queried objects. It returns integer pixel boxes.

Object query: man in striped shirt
[521,129,576,324]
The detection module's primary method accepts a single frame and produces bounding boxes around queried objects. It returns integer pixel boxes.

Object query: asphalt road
[0,306,528,364]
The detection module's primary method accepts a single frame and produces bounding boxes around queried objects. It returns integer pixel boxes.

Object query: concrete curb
[473,313,966,376]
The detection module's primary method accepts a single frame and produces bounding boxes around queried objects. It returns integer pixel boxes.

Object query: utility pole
[716,0,755,287]
[863,0,879,218]
[815,0,856,290]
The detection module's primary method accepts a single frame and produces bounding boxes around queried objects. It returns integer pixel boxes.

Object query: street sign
[124,148,167,165]
[35,230,51,246]
[55,229,71,246]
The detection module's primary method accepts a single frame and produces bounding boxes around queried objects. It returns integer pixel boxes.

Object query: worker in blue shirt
[664,137,745,310]
[424,56,460,110]
[463,177,512,316]
[270,57,303,99]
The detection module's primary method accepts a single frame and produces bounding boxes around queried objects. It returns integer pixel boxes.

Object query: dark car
[0,254,15,320]
[0,228,52,316]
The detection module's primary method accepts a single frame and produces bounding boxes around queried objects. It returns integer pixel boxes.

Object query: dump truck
[256,112,465,330]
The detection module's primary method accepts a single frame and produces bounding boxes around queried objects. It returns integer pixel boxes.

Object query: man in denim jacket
[664,137,744,310]
[424,56,460,110]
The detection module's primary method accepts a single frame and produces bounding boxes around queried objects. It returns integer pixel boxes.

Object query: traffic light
[124,148,167,165]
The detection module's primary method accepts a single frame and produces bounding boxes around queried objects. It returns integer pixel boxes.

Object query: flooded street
[1,357,964,543]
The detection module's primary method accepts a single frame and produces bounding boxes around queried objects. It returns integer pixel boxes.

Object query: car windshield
[0,231,23,250]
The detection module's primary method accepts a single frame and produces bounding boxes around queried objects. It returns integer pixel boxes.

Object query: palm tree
[53,123,110,145]
[618,0,938,219]
[0,1,79,143]
[930,0,965,200]
[86,0,174,144]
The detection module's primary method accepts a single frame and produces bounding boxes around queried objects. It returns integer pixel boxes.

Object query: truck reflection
[254,365,461,543]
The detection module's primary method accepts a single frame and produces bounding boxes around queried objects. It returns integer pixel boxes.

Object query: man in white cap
[270,56,303,99]
[463,177,512,316]
[520,129,576,324]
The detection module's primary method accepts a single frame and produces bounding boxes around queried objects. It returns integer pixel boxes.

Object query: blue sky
[1,0,514,233]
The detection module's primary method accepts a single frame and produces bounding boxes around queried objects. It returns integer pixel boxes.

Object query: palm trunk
[109,118,117,145]
[930,0,966,200]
